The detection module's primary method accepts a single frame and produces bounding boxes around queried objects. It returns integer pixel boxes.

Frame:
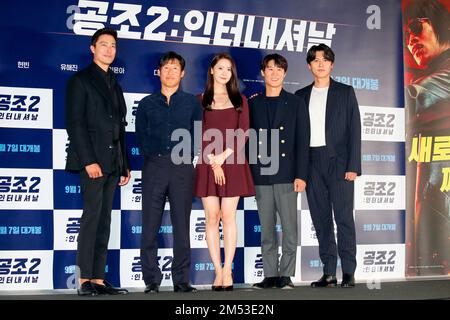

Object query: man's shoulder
[178,90,197,100]
[68,65,93,84]
[248,92,264,104]
[331,79,354,92]
[282,90,300,100]
[139,94,155,105]
[294,84,312,97]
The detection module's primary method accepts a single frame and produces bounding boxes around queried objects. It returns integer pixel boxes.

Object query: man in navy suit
[295,44,361,288]
[250,54,310,289]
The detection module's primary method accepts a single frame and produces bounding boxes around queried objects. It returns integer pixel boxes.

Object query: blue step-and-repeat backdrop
[0,0,405,290]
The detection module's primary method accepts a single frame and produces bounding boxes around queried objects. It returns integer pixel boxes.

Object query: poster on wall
[403,0,450,276]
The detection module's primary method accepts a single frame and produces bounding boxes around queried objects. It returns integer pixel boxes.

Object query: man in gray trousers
[248,54,310,289]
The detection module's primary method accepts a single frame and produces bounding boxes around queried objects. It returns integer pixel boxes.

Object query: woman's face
[211,58,232,85]
[406,18,443,67]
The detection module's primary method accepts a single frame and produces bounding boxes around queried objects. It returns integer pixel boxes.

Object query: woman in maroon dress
[194,53,255,291]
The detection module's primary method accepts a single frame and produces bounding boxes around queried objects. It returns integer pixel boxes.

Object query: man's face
[308,51,333,80]
[90,34,116,69]
[406,18,442,67]
[158,59,185,89]
[261,60,286,90]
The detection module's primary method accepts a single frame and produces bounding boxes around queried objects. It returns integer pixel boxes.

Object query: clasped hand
[208,154,226,186]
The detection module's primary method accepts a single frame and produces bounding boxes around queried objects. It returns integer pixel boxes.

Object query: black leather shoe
[212,285,223,291]
[341,274,355,288]
[92,280,128,295]
[311,274,337,288]
[253,277,279,289]
[222,273,233,291]
[144,283,160,293]
[277,276,294,289]
[174,283,197,292]
[77,281,98,296]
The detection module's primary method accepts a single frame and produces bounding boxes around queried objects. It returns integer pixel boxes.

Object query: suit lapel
[258,92,270,128]
[272,89,288,128]
[325,79,337,135]
[88,63,114,107]
[115,85,127,118]
[303,83,313,108]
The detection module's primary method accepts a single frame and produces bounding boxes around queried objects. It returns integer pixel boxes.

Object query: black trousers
[140,155,195,285]
[306,147,356,276]
[77,170,118,279]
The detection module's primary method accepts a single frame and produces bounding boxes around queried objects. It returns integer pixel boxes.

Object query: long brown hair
[202,53,242,112]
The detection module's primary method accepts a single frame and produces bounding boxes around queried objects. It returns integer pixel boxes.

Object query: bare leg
[202,196,222,286]
[220,196,239,286]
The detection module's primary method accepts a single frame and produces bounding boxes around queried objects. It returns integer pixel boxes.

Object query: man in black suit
[295,44,361,288]
[65,28,131,296]
[249,54,310,289]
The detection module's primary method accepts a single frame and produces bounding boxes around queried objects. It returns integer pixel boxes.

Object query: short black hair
[403,0,450,45]
[260,54,288,72]
[306,44,335,64]
[159,51,186,71]
[91,28,117,46]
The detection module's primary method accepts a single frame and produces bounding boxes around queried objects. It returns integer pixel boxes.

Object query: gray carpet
[1,279,449,300]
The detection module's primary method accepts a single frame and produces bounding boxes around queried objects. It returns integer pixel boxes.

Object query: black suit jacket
[295,79,361,178]
[65,62,130,176]
[248,89,310,185]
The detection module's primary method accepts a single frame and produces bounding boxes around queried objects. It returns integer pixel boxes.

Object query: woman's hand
[208,153,225,170]
[212,166,226,186]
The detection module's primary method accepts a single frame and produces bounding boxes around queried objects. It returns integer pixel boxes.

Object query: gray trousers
[255,183,298,277]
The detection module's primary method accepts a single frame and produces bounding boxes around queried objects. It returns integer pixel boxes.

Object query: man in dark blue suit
[295,44,361,288]
[250,54,310,289]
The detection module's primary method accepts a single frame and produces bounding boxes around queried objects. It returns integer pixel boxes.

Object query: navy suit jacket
[248,89,310,185]
[295,79,361,178]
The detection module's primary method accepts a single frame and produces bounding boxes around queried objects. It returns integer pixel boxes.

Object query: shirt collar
[92,62,115,85]
[155,89,183,101]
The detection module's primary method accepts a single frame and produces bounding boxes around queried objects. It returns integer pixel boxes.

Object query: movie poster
[404,0,450,276]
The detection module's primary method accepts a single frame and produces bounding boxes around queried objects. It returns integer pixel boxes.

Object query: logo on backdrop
[0,251,53,290]
[119,249,144,287]
[354,175,405,210]
[53,210,120,250]
[0,169,53,210]
[190,211,245,248]
[355,244,405,279]
[301,210,338,247]
[0,87,52,129]
[360,106,405,142]
[68,2,337,52]
[119,249,175,287]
